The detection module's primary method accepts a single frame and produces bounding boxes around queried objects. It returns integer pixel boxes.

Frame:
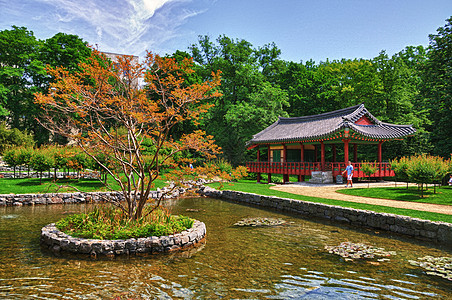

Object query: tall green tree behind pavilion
[188,35,288,165]
[422,16,452,158]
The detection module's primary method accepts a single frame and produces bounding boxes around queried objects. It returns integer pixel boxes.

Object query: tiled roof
[248,104,416,144]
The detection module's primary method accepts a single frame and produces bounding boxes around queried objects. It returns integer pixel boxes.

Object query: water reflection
[0,198,451,299]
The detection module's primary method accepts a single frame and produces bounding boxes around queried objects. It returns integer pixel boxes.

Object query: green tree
[30,149,53,184]
[189,35,286,165]
[41,32,91,72]
[0,27,91,145]
[360,161,377,188]
[3,148,20,177]
[16,147,33,177]
[0,26,45,138]
[422,16,452,157]
[0,122,34,153]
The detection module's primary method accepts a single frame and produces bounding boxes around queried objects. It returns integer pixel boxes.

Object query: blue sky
[1,0,451,63]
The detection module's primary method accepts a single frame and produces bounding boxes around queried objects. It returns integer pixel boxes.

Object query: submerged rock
[234,217,286,227]
[409,256,452,281]
[325,242,396,262]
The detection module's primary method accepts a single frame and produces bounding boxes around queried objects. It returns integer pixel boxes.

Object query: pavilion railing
[246,162,395,177]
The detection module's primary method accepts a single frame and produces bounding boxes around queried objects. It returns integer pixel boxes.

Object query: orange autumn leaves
[34,49,223,219]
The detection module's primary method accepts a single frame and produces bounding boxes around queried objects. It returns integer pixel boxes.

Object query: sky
[1,0,451,63]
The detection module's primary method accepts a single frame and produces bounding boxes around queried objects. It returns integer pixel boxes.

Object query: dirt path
[270,182,452,215]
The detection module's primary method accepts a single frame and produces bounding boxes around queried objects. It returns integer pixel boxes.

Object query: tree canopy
[0,26,91,144]
[2,16,452,166]
[35,50,223,220]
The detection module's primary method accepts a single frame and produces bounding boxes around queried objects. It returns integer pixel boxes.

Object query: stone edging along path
[199,186,452,246]
[41,220,206,257]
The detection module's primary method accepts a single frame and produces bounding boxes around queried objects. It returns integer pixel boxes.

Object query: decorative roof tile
[248,104,416,145]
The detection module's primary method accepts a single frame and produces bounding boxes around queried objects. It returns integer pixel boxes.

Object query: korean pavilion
[246,104,416,183]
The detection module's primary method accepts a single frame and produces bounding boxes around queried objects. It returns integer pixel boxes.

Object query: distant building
[101,51,141,87]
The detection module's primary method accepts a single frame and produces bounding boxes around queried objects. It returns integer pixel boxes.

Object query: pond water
[0,197,451,299]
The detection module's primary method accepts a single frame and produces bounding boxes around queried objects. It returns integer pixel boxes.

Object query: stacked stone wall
[200,187,452,246]
[41,220,206,257]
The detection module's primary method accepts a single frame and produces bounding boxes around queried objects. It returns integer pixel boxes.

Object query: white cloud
[36,0,205,56]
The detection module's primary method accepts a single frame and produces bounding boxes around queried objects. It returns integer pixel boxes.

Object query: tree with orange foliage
[35,50,222,220]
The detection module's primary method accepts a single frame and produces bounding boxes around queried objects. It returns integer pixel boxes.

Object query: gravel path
[270,181,452,215]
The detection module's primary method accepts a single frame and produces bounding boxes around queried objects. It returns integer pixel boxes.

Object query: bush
[0,122,34,154]
[361,161,377,188]
[56,206,194,240]
[392,154,450,197]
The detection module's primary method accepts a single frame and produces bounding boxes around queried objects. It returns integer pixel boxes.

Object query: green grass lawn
[337,186,452,206]
[0,176,167,194]
[208,180,452,224]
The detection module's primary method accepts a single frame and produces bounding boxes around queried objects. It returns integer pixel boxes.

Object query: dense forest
[1,17,451,166]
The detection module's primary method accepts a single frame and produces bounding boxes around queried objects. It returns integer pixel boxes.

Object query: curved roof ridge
[279,103,363,123]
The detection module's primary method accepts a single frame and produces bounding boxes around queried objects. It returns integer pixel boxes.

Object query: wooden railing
[246,162,395,177]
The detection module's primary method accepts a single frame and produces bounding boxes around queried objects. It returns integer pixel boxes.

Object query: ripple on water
[275,268,440,300]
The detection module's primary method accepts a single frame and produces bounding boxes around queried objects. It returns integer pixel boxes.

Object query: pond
[0,197,451,299]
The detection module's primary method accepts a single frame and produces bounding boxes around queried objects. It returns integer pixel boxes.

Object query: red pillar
[320,141,325,171]
[283,144,289,183]
[343,139,350,163]
[267,144,271,184]
[377,141,383,179]
[353,144,357,162]
[257,147,261,183]
[300,142,304,162]
[332,144,337,162]
[299,142,305,182]
[377,141,382,163]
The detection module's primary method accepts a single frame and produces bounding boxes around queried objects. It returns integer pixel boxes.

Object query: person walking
[342,161,354,188]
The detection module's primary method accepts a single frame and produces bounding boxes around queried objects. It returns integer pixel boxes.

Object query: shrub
[30,150,53,184]
[361,161,377,188]
[391,156,410,188]
[405,154,450,197]
[0,122,34,154]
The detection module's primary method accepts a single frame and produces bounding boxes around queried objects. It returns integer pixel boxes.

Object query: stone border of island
[41,220,206,257]
[199,186,452,246]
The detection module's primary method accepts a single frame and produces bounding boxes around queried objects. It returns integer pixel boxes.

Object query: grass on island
[337,185,452,206]
[56,206,194,239]
[0,176,168,194]
[207,180,452,224]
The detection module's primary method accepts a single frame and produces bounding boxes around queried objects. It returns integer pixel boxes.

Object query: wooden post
[378,141,382,163]
[377,141,383,180]
[332,144,337,162]
[353,144,357,162]
[300,142,304,162]
[320,141,325,171]
[257,147,261,183]
[283,144,288,183]
[267,144,271,184]
[343,139,350,163]
[299,142,305,182]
